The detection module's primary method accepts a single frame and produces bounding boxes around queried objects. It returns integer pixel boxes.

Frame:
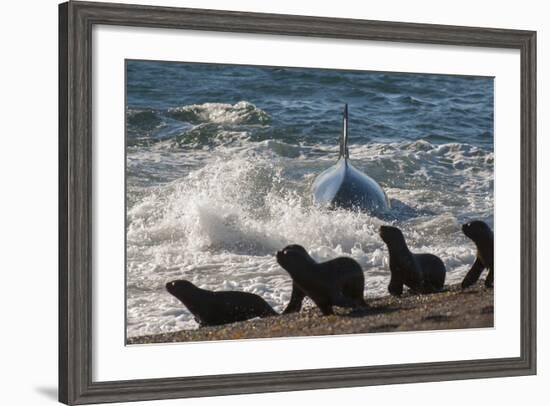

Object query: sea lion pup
[379,225,446,295]
[461,220,494,289]
[276,244,366,316]
[165,280,277,327]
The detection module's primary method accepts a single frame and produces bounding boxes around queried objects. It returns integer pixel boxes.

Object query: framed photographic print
[59,1,536,404]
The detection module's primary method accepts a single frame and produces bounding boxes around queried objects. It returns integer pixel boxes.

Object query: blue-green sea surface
[125,61,494,338]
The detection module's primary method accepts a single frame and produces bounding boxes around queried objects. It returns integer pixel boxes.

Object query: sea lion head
[276,244,313,270]
[462,220,492,241]
[379,225,406,246]
[166,279,197,303]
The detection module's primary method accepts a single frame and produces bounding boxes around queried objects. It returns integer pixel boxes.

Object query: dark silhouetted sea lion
[165,280,277,327]
[276,244,366,316]
[461,220,494,288]
[379,225,446,295]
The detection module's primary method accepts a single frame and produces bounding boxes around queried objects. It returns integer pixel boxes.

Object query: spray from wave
[125,62,494,338]
[126,137,492,338]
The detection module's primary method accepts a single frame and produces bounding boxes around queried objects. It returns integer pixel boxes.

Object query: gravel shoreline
[128,282,493,345]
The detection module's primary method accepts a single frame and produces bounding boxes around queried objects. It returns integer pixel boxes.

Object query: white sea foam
[167,101,271,125]
[126,140,493,338]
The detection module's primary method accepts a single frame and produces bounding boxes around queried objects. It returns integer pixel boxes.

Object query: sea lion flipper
[260,302,279,317]
[331,292,357,308]
[316,301,334,316]
[461,257,485,289]
[485,267,494,288]
[283,282,306,314]
[388,275,404,296]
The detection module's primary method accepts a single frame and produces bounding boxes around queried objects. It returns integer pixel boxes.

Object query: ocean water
[125,60,494,339]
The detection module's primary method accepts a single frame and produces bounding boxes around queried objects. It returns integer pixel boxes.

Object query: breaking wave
[166,101,271,125]
[126,139,493,337]
[125,62,494,338]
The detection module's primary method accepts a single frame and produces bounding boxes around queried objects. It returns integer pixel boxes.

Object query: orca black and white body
[312,104,390,213]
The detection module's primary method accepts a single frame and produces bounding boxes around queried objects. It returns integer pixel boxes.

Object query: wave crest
[126,144,492,337]
[126,109,166,139]
[167,101,271,125]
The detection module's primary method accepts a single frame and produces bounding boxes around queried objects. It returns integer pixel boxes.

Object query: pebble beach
[128,282,493,344]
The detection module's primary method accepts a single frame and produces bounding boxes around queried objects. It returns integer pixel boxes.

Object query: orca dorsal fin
[339,103,349,160]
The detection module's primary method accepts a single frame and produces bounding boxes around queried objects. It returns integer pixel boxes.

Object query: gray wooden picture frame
[59,1,537,404]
